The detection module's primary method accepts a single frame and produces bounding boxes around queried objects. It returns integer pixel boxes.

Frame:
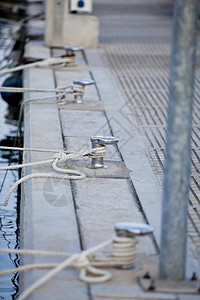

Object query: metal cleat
[89,136,119,169]
[73,79,95,103]
[115,222,154,238]
[65,45,83,56]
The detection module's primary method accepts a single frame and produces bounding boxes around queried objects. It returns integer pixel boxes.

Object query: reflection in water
[0,6,26,298]
[5,105,21,124]
[0,99,21,299]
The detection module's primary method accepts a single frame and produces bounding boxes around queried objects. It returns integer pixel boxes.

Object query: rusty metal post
[159,0,199,280]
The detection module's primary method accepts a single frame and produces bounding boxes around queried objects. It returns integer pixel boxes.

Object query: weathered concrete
[60,110,111,137]
[58,101,104,111]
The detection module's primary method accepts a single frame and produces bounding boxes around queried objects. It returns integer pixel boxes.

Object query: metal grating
[94,0,200,263]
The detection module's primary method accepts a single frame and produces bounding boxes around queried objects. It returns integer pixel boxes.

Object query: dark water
[0,101,21,300]
[0,23,22,300]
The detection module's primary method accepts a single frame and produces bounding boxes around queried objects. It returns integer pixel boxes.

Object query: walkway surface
[20,0,200,299]
[93,0,200,267]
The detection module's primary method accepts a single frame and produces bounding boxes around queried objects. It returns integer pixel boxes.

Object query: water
[0,22,22,300]
[0,101,21,300]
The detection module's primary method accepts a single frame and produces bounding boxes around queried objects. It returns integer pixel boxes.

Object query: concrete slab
[58,101,104,111]
[76,208,155,254]
[24,40,50,60]
[32,277,88,300]
[72,178,138,211]
[66,160,130,179]
[60,110,111,137]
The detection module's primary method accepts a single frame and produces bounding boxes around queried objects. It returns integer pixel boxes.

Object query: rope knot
[73,255,90,270]
[53,152,68,163]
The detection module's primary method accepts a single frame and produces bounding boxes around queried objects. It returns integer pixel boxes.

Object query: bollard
[115,222,153,237]
[65,45,83,56]
[115,222,154,269]
[73,79,95,103]
[89,136,119,168]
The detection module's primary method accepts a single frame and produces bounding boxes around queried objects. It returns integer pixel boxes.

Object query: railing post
[159,0,199,280]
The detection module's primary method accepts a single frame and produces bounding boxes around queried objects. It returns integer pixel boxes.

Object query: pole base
[138,275,200,294]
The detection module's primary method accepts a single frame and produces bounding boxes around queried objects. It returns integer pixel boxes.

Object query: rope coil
[86,146,106,158]
[90,236,138,267]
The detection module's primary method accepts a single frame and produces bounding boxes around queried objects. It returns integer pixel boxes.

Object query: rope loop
[79,266,112,284]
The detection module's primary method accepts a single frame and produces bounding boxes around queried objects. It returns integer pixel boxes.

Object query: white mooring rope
[0,83,85,111]
[0,146,106,206]
[0,57,73,76]
[0,236,138,300]
[0,85,80,94]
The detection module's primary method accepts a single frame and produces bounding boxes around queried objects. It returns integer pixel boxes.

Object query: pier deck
[20,0,200,299]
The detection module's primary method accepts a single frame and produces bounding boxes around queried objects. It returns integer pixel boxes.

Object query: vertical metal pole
[159,0,199,280]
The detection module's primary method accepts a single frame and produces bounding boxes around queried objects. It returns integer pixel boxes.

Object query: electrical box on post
[45,0,98,48]
[69,0,92,13]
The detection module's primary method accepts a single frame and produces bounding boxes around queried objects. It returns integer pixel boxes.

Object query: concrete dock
[19,0,200,299]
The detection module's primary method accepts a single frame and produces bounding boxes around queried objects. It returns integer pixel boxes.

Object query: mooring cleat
[89,136,119,169]
[115,222,154,237]
[73,79,95,103]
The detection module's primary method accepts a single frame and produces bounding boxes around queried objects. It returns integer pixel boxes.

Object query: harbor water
[0,21,22,300]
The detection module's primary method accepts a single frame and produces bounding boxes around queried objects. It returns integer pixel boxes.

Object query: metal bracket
[138,273,200,294]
